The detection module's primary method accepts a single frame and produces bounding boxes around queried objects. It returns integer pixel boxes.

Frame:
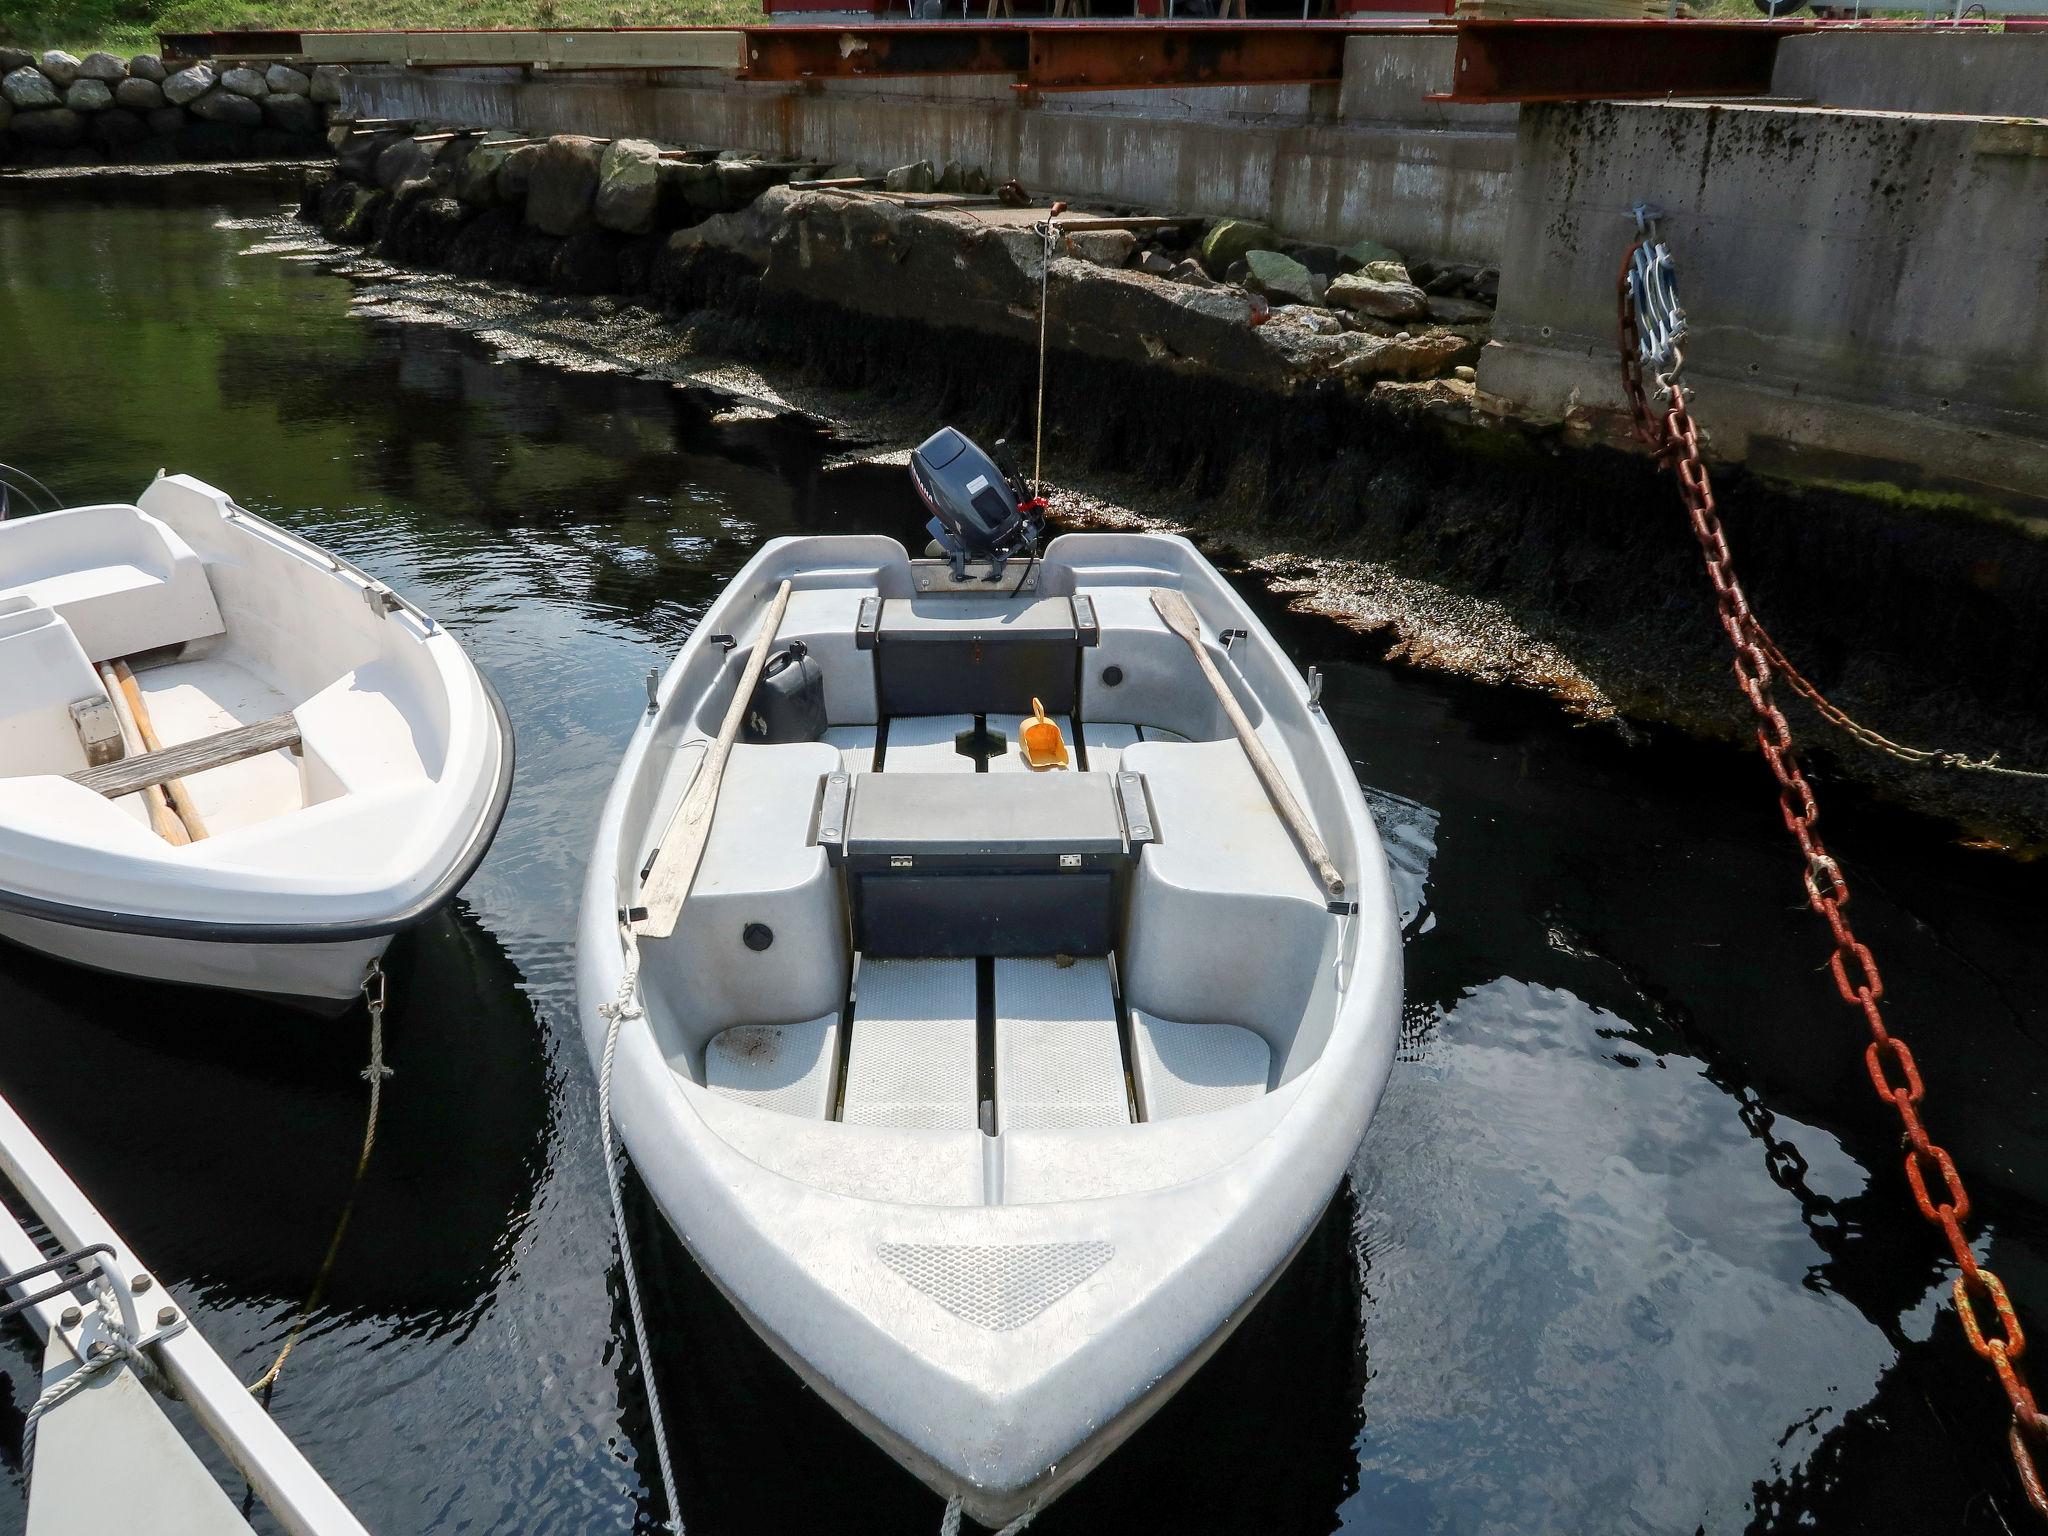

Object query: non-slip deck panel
[839,957,980,1130]
[994,957,1130,1132]
[879,715,977,773]
[820,724,877,776]
[1129,1009,1271,1121]
[704,1017,841,1120]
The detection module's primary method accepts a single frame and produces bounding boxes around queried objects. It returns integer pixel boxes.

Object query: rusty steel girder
[736,21,1403,89]
[1436,19,1814,105]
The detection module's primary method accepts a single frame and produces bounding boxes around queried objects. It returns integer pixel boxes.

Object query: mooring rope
[597,941,684,1533]
[23,1292,176,1471]
[247,960,394,1399]
[938,1494,1037,1536]
[1031,202,1068,500]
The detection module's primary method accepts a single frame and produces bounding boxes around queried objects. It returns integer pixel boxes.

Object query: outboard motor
[909,427,1047,581]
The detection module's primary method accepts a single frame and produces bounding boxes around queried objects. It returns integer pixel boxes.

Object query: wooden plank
[113,661,209,843]
[71,713,300,801]
[93,663,188,846]
[542,29,745,71]
[636,581,793,939]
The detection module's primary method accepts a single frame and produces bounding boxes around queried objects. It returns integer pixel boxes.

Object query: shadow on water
[0,177,2043,1536]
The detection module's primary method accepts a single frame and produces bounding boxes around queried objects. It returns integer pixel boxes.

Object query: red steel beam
[1435,19,1815,105]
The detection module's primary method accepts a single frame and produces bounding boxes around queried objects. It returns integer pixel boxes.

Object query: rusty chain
[1618,234,2047,1521]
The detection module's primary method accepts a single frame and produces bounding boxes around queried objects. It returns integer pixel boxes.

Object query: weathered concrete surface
[1772,31,2048,119]
[338,36,1514,262]
[1482,100,2048,517]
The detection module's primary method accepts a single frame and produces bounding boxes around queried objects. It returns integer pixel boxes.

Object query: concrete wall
[1772,30,2048,118]
[1481,99,2048,512]
[343,33,1516,261]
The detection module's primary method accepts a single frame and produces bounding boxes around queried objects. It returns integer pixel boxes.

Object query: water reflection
[0,176,2042,1535]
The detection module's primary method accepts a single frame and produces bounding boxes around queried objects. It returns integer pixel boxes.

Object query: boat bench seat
[1129,1009,1271,1120]
[1119,738,1331,1048]
[0,505,224,665]
[0,596,105,779]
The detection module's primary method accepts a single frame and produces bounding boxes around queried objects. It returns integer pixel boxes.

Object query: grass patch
[0,0,755,56]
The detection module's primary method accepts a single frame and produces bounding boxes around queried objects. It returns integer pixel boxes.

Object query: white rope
[1033,210,1060,498]
[937,1494,1037,1536]
[248,961,392,1398]
[23,1292,174,1471]
[597,941,684,1533]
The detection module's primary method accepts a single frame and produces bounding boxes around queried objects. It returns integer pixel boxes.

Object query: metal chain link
[1618,230,2047,1522]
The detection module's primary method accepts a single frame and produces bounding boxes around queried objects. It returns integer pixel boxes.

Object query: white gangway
[0,1085,371,1536]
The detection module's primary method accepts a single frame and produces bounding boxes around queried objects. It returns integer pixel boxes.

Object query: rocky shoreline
[0,49,342,167]
[282,120,2048,851]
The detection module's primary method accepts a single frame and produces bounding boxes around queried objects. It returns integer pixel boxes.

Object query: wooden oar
[1149,588,1346,903]
[636,580,794,938]
[113,660,209,842]
[95,662,189,847]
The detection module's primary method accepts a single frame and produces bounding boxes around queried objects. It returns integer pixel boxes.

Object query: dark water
[0,175,2044,1536]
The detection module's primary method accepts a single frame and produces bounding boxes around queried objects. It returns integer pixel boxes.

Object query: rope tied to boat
[1619,209,2048,1524]
[597,938,685,1533]
[1031,202,1069,502]
[247,960,393,1399]
[22,1286,178,1473]
[938,1494,1037,1536]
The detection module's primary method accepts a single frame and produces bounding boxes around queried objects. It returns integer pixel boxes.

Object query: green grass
[0,0,755,56]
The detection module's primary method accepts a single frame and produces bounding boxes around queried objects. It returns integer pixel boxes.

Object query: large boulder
[883,159,935,194]
[189,88,262,128]
[10,107,85,149]
[1331,328,1481,382]
[2,68,61,111]
[38,51,81,87]
[262,92,320,136]
[220,67,268,98]
[114,76,164,111]
[162,64,215,105]
[1427,294,1495,325]
[1065,229,1137,268]
[1325,271,1428,321]
[1198,218,1276,277]
[265,64,311,96]
[1339,238,1401,273]
[0,49,33,75]
[525,135,604,236]
[63,79,113,112]
[1243,248,1320,306]
[498,142,541,201]
[91,107,149,152]
[129,54,167,82]
[146,105,185,137]
[374,135,436,189]
[594,137,662,233]
[77,52,127,82]
[309,65,346,104]
[451,132,521,204]
[660,157,722,214]
[715,158,782,208]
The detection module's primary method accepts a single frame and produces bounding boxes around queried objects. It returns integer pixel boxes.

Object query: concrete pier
[335,27,2048,512]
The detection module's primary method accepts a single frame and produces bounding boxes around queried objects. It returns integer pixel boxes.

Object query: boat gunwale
[0,669,516,943]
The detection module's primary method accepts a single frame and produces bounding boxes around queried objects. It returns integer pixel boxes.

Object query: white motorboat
[577,431,1401,1524]
[0,473,512,1011]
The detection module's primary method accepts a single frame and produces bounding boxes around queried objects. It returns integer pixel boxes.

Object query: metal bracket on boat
[644,668,661,716]
[3,1242,187,1366]
[1220,628,1249,650]
[1306,666,1324,712]
[0,1243,115,1324]
[1327,899,1360,916]
[815,772,851,859]
[1114,771,1156,846]
[361,580,404,618]
[707,633,737,652]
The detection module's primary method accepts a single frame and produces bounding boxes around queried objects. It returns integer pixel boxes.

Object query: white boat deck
[130,656,305,835]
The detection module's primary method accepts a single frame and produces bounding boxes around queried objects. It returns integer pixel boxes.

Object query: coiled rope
[597,941,684,1533]
[248,960,395,1398]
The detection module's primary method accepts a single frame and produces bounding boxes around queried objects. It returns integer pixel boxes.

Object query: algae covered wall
[1483,99,2048,517]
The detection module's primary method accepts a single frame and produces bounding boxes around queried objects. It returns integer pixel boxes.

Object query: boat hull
[0,909,385,1013]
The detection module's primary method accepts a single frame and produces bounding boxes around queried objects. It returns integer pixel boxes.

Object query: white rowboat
[577,530,1401,1523]
[0,474,512,1010]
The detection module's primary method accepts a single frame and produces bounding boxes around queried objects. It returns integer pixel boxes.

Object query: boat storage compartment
[855,593,1098,717]
[819,769,1152,959]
